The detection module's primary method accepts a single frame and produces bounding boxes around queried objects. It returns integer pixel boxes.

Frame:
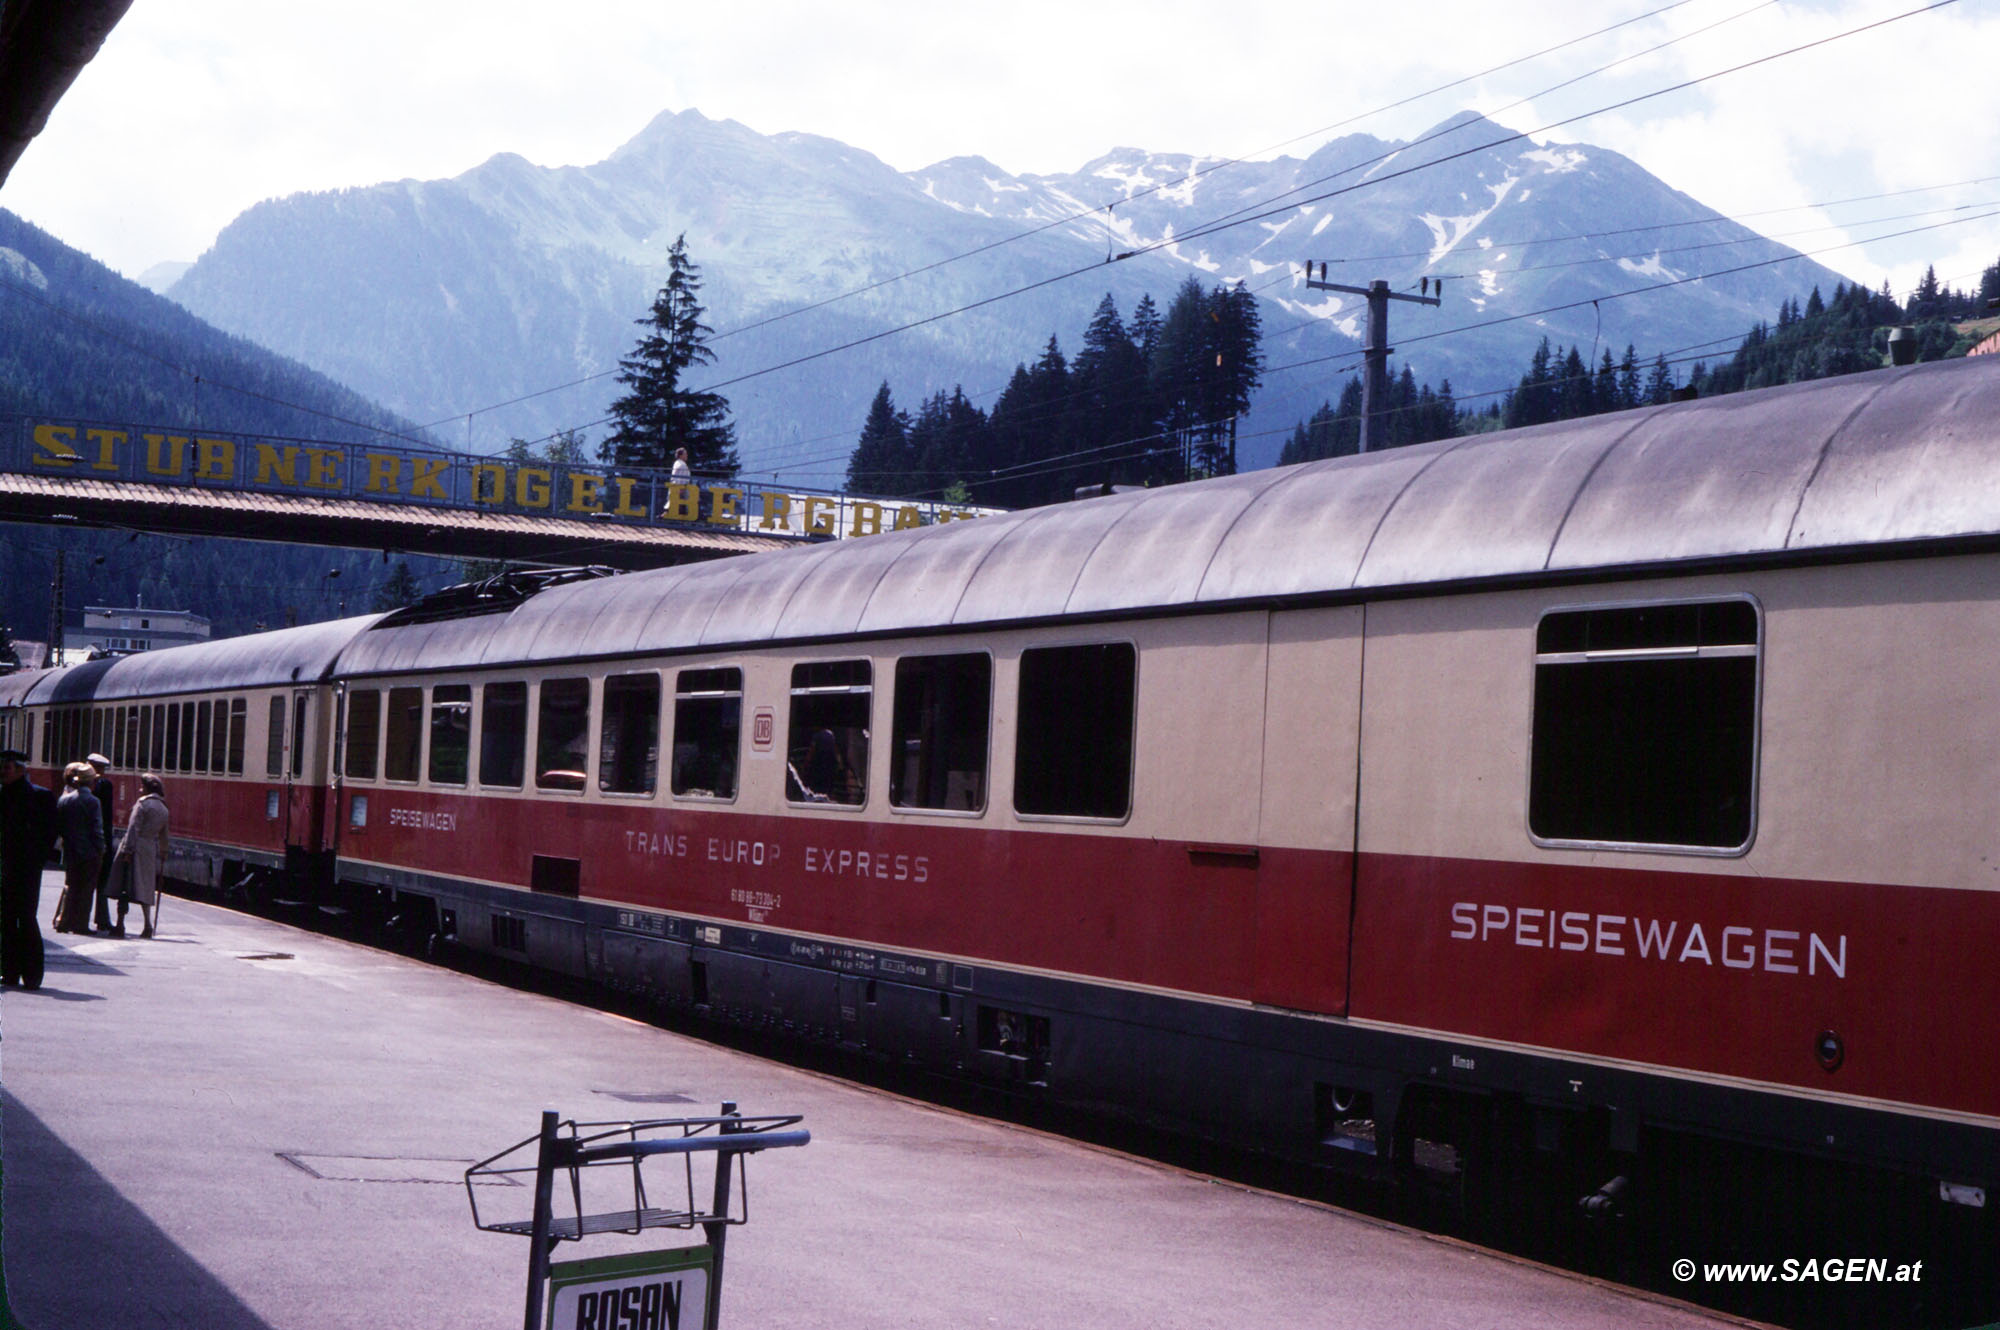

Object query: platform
[2,875,1741,1329]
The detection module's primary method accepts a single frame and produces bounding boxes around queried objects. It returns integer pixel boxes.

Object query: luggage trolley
[467,1103,809,1330]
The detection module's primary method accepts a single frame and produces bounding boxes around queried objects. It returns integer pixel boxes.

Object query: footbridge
[2,415,987,571]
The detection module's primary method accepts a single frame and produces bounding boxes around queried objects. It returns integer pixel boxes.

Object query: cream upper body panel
[1357,557,2000,893]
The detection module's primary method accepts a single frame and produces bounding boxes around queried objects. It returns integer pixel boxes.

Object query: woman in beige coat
[110,773,168,938]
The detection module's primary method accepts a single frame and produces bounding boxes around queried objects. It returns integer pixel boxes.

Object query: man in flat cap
[0,748,57,988]
[86,753,117,933]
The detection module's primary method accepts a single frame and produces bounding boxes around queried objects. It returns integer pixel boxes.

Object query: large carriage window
[1529,600,1759,852]
[180,701,198,773]
[208,700,227,773]
[787,660,870,806]
[195,701,212,773]
[227,698,246,775]
[536,678,591,791]
[429,685,472,785]
[481,682,527,787]
[165,704,183,773]
[345,689,381,779]
[384,686,423,783]
[1015,643,1135,820]
[672,668,741,800]
[265,697,284,776]
[891,653,990,812]
[598,674,660,795]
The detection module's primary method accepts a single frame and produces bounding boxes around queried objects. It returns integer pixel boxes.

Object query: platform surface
[2,878,1738,1329]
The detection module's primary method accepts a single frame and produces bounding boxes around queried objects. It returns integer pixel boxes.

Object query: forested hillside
[1279,256,2000,464]
[845,277,1264,507]
[0,210,462,648]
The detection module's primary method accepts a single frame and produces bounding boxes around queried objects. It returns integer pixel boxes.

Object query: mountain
[0,210,462,640]
[0,208,434,446]
[136,260,191,294]
[165,109,1853,477]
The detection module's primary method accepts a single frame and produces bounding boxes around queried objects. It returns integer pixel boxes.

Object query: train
[5,354,1998,1235]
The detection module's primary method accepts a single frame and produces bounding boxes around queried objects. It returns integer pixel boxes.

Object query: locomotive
[6,354,1997,1235]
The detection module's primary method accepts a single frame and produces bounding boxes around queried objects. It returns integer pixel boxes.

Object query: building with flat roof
[78,605,210,655]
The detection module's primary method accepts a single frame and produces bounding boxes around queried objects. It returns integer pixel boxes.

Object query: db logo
[752,707,775,751]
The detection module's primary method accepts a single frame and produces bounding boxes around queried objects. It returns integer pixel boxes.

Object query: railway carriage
[7,618,355,892]
[7,354,2000,1229]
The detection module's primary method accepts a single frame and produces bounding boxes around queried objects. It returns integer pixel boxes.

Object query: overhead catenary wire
[828,261,1985,495]
[2,0,1979,493]
[588,0,1972,463]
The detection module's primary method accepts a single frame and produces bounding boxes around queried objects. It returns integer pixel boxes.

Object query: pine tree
[1645,355,1676,405]
[1203,282,1265,475]
[1616,345,1641,411]
[599,234,740,478]
[373,560,423,611]
[1151,278,1210,481]
[846,382,912,494]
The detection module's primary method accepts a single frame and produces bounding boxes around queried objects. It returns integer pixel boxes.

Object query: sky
[4,0,1997,301]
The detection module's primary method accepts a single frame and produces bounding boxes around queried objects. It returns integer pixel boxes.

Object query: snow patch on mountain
[0,247,48,291]
[1420,175,1519,264]
[1522,146,1587,174]
[1619,252,1683,281]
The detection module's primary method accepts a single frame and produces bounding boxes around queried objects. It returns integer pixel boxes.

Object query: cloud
[4,0,1995,293]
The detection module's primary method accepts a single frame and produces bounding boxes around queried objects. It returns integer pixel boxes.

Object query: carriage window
[1529,599,1759,852]
[892,653,990,812]
[1015,643,1135,820]
[481,682,528,787]
[227,698,246,775]
[345,689,381,779]
[598,673,660,795]
[384,686,423,783]
[292,697,307,779]
[210,700,228,772]
[265,697,285,776]
[195,701,212,773]
[536,678,591,791]
[179,702,197,773]
[138,706,152,772]
[165,703,183,773]
[429,684,472,786]
[672,668,741,801]
[787,660,870,806]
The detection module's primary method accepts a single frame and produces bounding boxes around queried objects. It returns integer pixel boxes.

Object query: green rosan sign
[546,1246,714,1330]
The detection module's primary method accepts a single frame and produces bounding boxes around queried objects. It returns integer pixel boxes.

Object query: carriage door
[284,687,319,851]
[1251,608,1364,1016]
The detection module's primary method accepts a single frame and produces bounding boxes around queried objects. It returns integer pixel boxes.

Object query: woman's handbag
[111,854,135,904]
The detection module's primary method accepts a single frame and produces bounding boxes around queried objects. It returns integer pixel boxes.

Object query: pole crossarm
[1301,277,1443,308]
[1300,268,1443,452]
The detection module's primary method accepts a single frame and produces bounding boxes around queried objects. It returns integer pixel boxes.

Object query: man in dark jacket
[1,748,58,989]
[87,753,117,932]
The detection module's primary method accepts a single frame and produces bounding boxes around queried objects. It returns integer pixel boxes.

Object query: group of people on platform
[0,748,169,990]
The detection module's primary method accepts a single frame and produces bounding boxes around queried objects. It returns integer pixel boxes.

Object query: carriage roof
[333,356,2000,674]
